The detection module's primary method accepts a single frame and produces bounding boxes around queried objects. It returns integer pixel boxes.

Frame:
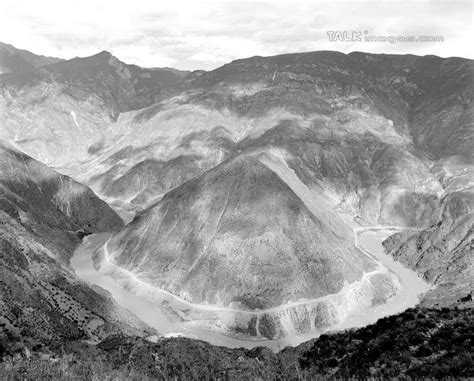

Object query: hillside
[383,189,473,306]
[0,45,187,168]
[0,42,63,74]
[49,51,473,227]
[106,153,399,338]
[1,308,472,379]
[0,140,151,346]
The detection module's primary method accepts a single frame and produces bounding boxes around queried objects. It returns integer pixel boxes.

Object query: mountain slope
[2,50,471,228]
[0,44,472,374]
[0,140,123,254]
[0,42,63,74]
[383,189,473,306]
[0,50,186,167]
[1,47,473,336]
[2,308,472,379]
[46,51,470,227]
[106,153,398,338]
[189,51,473,159]
[0,140,150,344]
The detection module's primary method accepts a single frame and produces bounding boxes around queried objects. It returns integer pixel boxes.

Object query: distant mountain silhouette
[0,42,63,73]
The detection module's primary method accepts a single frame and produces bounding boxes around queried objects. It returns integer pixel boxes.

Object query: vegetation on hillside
[1,307,472,379]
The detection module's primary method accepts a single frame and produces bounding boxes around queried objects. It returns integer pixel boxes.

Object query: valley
[1,41,472,378]
[71,214,430,350]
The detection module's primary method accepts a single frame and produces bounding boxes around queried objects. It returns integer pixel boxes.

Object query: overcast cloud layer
[1,0,472,70]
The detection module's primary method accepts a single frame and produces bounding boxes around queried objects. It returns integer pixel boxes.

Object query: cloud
[1,0,472,70]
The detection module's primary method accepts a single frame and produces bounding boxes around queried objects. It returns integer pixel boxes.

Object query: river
[70,226,430,351]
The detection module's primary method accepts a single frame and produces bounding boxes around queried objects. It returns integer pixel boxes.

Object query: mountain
[189,52,473,157]
[0,46,188,168]
[150,66,191,78]
[0,44,473,376]
[3,50,471,226]
[89,51,471,339]
[79,51,470,226]
[107,152,398,337]
[0,140,123,246]
[108,153,371,302]
[1,47,472,302]
[383,188,473,307]
[0,42,63,74]
[0,140,151,345]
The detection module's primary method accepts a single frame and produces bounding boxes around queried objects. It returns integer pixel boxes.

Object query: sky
[1,0,472,71]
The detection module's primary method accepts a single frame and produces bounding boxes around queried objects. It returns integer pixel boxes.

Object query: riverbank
[71,225,430,351]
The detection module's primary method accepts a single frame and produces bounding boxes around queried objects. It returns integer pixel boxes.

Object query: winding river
[70,225,430,351]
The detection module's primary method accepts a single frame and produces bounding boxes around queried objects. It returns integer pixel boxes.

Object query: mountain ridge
[0,42,63,74]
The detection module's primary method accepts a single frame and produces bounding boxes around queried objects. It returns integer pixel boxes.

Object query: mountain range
[0,42,472,378]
